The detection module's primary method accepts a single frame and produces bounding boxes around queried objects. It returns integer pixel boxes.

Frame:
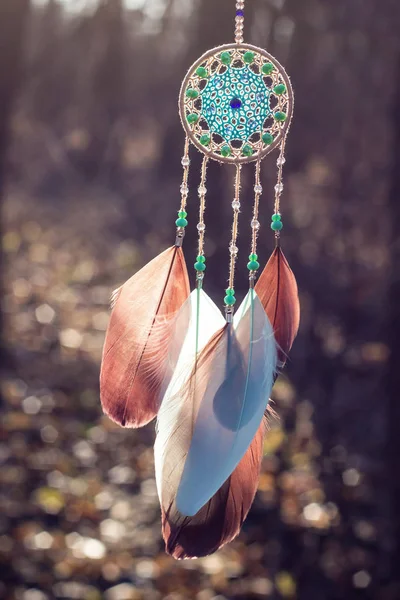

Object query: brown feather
[100,246,190,428]
[162,415,269,559]
[255,247,300,364]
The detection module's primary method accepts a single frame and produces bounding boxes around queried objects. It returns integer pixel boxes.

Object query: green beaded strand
[247,252,260,271]
[224,288,236,306]
[271,213,283,231]
[194,257,206,272]
[224,294,236,306]
[176,207,188,228]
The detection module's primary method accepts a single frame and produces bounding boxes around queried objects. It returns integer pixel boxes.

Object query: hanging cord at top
[235,0,245,44]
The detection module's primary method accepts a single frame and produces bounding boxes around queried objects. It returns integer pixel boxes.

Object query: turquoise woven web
[200,65,271,143]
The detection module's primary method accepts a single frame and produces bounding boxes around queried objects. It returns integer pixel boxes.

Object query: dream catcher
[100,0,300,559]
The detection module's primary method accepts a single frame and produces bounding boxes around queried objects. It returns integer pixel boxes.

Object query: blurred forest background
[1,0,400,599]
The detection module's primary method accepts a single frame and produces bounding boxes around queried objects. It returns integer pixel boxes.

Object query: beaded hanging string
[225,165,242,318]
[247,159,262,286]
[194,155,209,287]
[235,0,245,44]
[270,136,287,244]
[175,136,191,246]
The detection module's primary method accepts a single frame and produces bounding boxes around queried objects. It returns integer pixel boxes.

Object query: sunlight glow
[32,0,156,14]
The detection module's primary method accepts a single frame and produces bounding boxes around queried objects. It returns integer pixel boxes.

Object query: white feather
[175,290,277,516]
[154,288,225,507]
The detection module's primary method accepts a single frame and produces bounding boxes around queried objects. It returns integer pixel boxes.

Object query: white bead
[180,184,189,195]
[275,183,284,194]
[197,223,206,232]
[251,219,260,230]
[232,200,241,210]
[197,272,204,280]
[181,157,190,167]
[198,185,207,196]
[254,184,263,194]
[229,244,239,256]
[277,156,286,166]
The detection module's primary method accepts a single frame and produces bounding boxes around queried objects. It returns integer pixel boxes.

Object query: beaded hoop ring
[179,43,293,164]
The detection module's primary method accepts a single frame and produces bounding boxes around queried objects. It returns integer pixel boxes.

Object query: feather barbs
[256,246,300,365]
[155,289,277,520]
[100,246,190,428]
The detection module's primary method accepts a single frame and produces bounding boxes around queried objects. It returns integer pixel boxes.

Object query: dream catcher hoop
[179,42,293,164]
[100,0,300,560]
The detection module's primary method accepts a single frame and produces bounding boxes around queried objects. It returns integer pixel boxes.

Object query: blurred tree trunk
[386,55,400,592]
[271,0,400,596]
[85,0,127,180]
[0,0,30,392]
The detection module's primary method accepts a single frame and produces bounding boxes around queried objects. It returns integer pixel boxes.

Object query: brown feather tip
[162,418,267,559]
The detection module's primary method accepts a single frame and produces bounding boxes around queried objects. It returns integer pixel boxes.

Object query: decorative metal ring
[179,43,294,165]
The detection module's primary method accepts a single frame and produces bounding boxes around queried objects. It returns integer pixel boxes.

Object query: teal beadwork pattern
[201,66,271,142]
[179,43,293,164]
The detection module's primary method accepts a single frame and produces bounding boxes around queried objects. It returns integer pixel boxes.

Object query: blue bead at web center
[230,97,242,110]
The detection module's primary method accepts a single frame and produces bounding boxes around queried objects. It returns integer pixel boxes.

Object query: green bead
[178,210,187,218]
[200,134,211,146]
[176,218,188,227]
[274,83,286,95]
[221,145,231,157]
[187,113,199,125]
[224,295,236,306]
[196,255,206,263]
[242,144,253,157]
[271,220,283,231]
[194,261,206,272]
[262,62,274,75]
[225,288,235,296]
[274,111,287,122]
[186,88,199,99]
[220,51,231,65]
[243,51,255,64]
[272,213,281,222]
[249,253,258,261]
[262,132,274,145]
[247,260,260,271]
[196,66,208,78]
